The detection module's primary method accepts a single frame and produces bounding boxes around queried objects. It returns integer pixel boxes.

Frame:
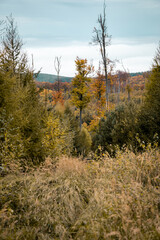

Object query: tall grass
[0,149,160,239]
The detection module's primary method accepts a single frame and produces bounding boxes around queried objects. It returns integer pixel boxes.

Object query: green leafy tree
[71,57,92,129]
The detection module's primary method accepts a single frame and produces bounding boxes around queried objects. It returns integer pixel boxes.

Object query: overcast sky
[0,0,160,76]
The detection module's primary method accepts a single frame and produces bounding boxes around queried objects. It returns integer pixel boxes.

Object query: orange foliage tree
[52,90,64,105]
[91,66,106,116]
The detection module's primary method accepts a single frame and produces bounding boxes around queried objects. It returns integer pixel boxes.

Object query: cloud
[26,43,99,76]
[107,0,160,9]
[1,0,159,77]
[25,40,156,76]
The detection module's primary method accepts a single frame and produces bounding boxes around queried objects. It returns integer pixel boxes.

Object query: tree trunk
[104,59,109,111]
[105,76,109,110]
[117,74,120,105]
[128,77,131,102]
[80,108,82,129]
[128,90,131,101]
[45,88,48,108]
[58,74,60,92]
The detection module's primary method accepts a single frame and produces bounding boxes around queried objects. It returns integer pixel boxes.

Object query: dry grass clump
[0,149,160,239]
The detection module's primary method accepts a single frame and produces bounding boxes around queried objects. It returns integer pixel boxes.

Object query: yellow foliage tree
[43,113,74,158]
[71,57,93,129]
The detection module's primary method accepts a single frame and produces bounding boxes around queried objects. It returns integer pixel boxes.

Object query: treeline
[130,71,151,77]
[37,70,147,113]
[0,16,160,171]
[37,72,147,94]
[36,81,71,92]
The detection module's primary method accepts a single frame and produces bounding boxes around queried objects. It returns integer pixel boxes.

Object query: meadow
[0,148,160,240]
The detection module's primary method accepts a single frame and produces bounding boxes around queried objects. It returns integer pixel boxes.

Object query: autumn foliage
[0,14,160,240]
[71,57,93,128]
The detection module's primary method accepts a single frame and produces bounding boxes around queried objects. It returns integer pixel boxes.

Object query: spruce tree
[0,15,45,166]
[1,14,27,78]
[138,43,160,144]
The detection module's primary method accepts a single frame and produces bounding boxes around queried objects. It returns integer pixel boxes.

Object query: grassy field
[0,149,160,240]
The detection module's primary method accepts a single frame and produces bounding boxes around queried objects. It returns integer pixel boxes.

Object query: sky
[0,0,160,76]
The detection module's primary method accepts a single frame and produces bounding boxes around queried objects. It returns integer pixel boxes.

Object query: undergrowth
[0,149,160,239]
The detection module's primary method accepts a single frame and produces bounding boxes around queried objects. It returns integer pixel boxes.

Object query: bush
[92,101,139,154]
[75,127,92,157]
[43,111,74,158]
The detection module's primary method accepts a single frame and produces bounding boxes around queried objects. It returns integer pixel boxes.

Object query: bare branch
[92,0,111,110]
[54,56,62,92]
[54,56,61,75]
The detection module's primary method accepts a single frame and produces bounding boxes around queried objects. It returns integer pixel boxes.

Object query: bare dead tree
[117,71,121,105]
[121,60,131,102]
[54,56,61,92]
[31,54,42,79]
[31,54,34,71]
[92,1,111,111]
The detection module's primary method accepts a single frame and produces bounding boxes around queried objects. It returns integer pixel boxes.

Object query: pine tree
[138,43,160,144]
[0,15,45,166]
[1,14,27,78]
[145,43,160,108]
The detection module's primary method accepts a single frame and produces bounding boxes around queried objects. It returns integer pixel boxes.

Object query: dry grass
[0,149,160,239]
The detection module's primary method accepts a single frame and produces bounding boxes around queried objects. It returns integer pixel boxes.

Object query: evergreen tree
[138,43,160,144]
[145,43,160,109]
[0,15,45,166]
[92,102,139,154]
[1,14,27,78]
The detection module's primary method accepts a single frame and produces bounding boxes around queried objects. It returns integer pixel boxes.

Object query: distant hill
[35,73,73,83]
[35,72,149,84]
[130,71,150,77]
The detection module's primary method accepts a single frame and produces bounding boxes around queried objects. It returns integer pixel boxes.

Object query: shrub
[75,127,92,157]
[43,111,74,158]
[92,101,139,154]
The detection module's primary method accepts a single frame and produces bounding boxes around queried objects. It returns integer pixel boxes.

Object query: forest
[0,12,160,240]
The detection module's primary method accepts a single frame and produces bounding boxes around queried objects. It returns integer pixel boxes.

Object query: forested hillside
[35,72,148,84]
[0,13,160,240]
[36,73,72,83]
